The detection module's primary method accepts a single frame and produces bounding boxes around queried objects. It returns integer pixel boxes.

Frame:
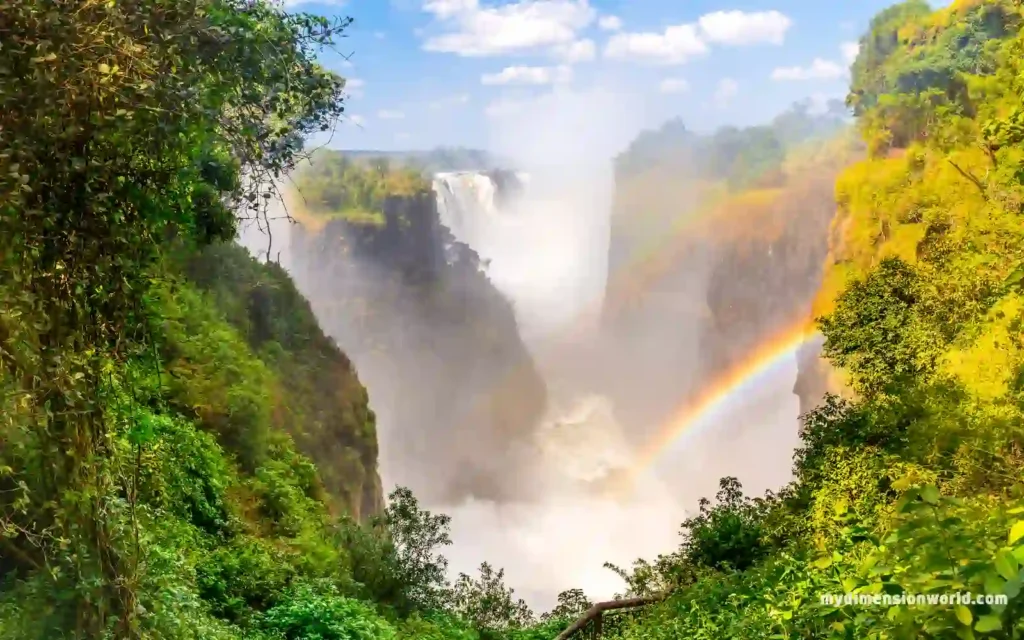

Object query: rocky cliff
[287,186,548,504]
[601,126,859,437]
[181,242,384,519]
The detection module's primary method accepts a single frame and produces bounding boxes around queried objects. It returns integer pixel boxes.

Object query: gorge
[8,1,1024,637]
[267,105,854,608]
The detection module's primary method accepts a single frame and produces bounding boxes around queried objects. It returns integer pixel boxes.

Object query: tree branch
[947,159,988,200]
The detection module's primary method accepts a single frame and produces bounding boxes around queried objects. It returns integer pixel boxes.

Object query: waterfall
[432,170,608,345]
[429,169,684,610]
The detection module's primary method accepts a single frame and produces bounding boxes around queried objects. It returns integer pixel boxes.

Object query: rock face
[182,242,384,520]
[600,139,856,440]
[288,192,548,504]
[698,170,839,409]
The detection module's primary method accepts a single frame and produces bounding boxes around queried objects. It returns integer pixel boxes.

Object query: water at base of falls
[430,169,685,610]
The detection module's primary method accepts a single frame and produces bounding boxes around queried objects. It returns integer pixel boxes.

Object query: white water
[429,168,803,610]
[434,171,608,343]
[234,168,803,612]
[431,170,686,608]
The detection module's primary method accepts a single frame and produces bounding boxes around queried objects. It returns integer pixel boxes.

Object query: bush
[259,583,397,640]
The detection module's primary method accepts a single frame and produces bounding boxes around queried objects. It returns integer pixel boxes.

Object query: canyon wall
[601,126,860,447]
[287,190,548,505]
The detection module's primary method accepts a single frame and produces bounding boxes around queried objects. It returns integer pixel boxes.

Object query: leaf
[983,573,1005,596]
[892,474,915,491]
[974,615,1002,633]
[1004,577,1021,599]
[921,484,940,505]
[994,550,1018,581]
[955,604,973,626]
[1009,521,1024,545]
[812,556,833,570]
[1012,546,1024,564]
[957,627,976,640]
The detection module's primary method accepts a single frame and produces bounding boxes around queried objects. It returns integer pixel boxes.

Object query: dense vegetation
[291,150,430,226]
[0,1,548,638]
[6,0,1024,638]
[614,98,849,189]
[592,0,1024,638]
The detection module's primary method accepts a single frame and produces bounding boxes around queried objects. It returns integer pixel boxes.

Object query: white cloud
[481,65,572,86]
[421,0,476,19]
[374,31,386,39]
[659,78,689,94]
[554,39,596,63]
[771,58,846,81]
[395,132,411,142]
[597,15,622,31]
[348,114,365,126]
[696,9,790,46]
[714,78,738,105]
[343,77,365,97]
[841,41,860,64]
[377,109,406,119]
[421,0,596,57]
[604,24,707,65]
[429,93,471,109]
[697,10,792,46]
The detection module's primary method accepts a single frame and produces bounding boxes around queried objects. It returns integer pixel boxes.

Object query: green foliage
[179,242,381,519]
[379,487,453,614]
[678,477,770,573]
[259,583,397,640]
[0,0,366,634]
[614,100,848,187]
[292,150,430,225]
[540,589,592,622]
[449,563,534,637]
[848,0,1019,152]
[196,537,298,624]
[819,257,942,397]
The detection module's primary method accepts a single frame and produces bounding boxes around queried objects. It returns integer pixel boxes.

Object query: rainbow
[622,320,819,485]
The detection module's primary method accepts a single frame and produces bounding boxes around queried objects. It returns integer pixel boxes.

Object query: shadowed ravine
[254,153,838,609]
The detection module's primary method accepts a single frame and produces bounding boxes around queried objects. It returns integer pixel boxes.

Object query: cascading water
[430,170,685,609]
[433,171,608,345]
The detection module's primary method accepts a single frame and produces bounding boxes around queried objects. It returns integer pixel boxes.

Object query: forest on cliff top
[3,0,1024,639]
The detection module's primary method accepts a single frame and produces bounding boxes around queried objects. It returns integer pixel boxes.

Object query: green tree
[449,562,533,637]
[542,589,593,621]
[679,477,769,573]
[819,257,939,397]
[0,0,349,633]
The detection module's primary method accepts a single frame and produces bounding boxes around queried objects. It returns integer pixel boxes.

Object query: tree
[449,562,533,636]
[383,486,454,613]
[679,477,769,573]
[0,0,350,632]
[542,589,593,621]
[819,257,938,397]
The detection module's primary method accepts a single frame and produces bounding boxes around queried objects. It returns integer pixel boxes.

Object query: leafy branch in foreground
[0,0,350,634]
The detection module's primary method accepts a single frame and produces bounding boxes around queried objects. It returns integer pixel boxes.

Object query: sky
[287,0,950,153]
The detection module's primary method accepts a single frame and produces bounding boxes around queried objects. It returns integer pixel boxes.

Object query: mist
[255,77,830,613]
[430,84,811,611]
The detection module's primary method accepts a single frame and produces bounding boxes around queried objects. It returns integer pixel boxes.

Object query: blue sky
[287,0,949,154]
